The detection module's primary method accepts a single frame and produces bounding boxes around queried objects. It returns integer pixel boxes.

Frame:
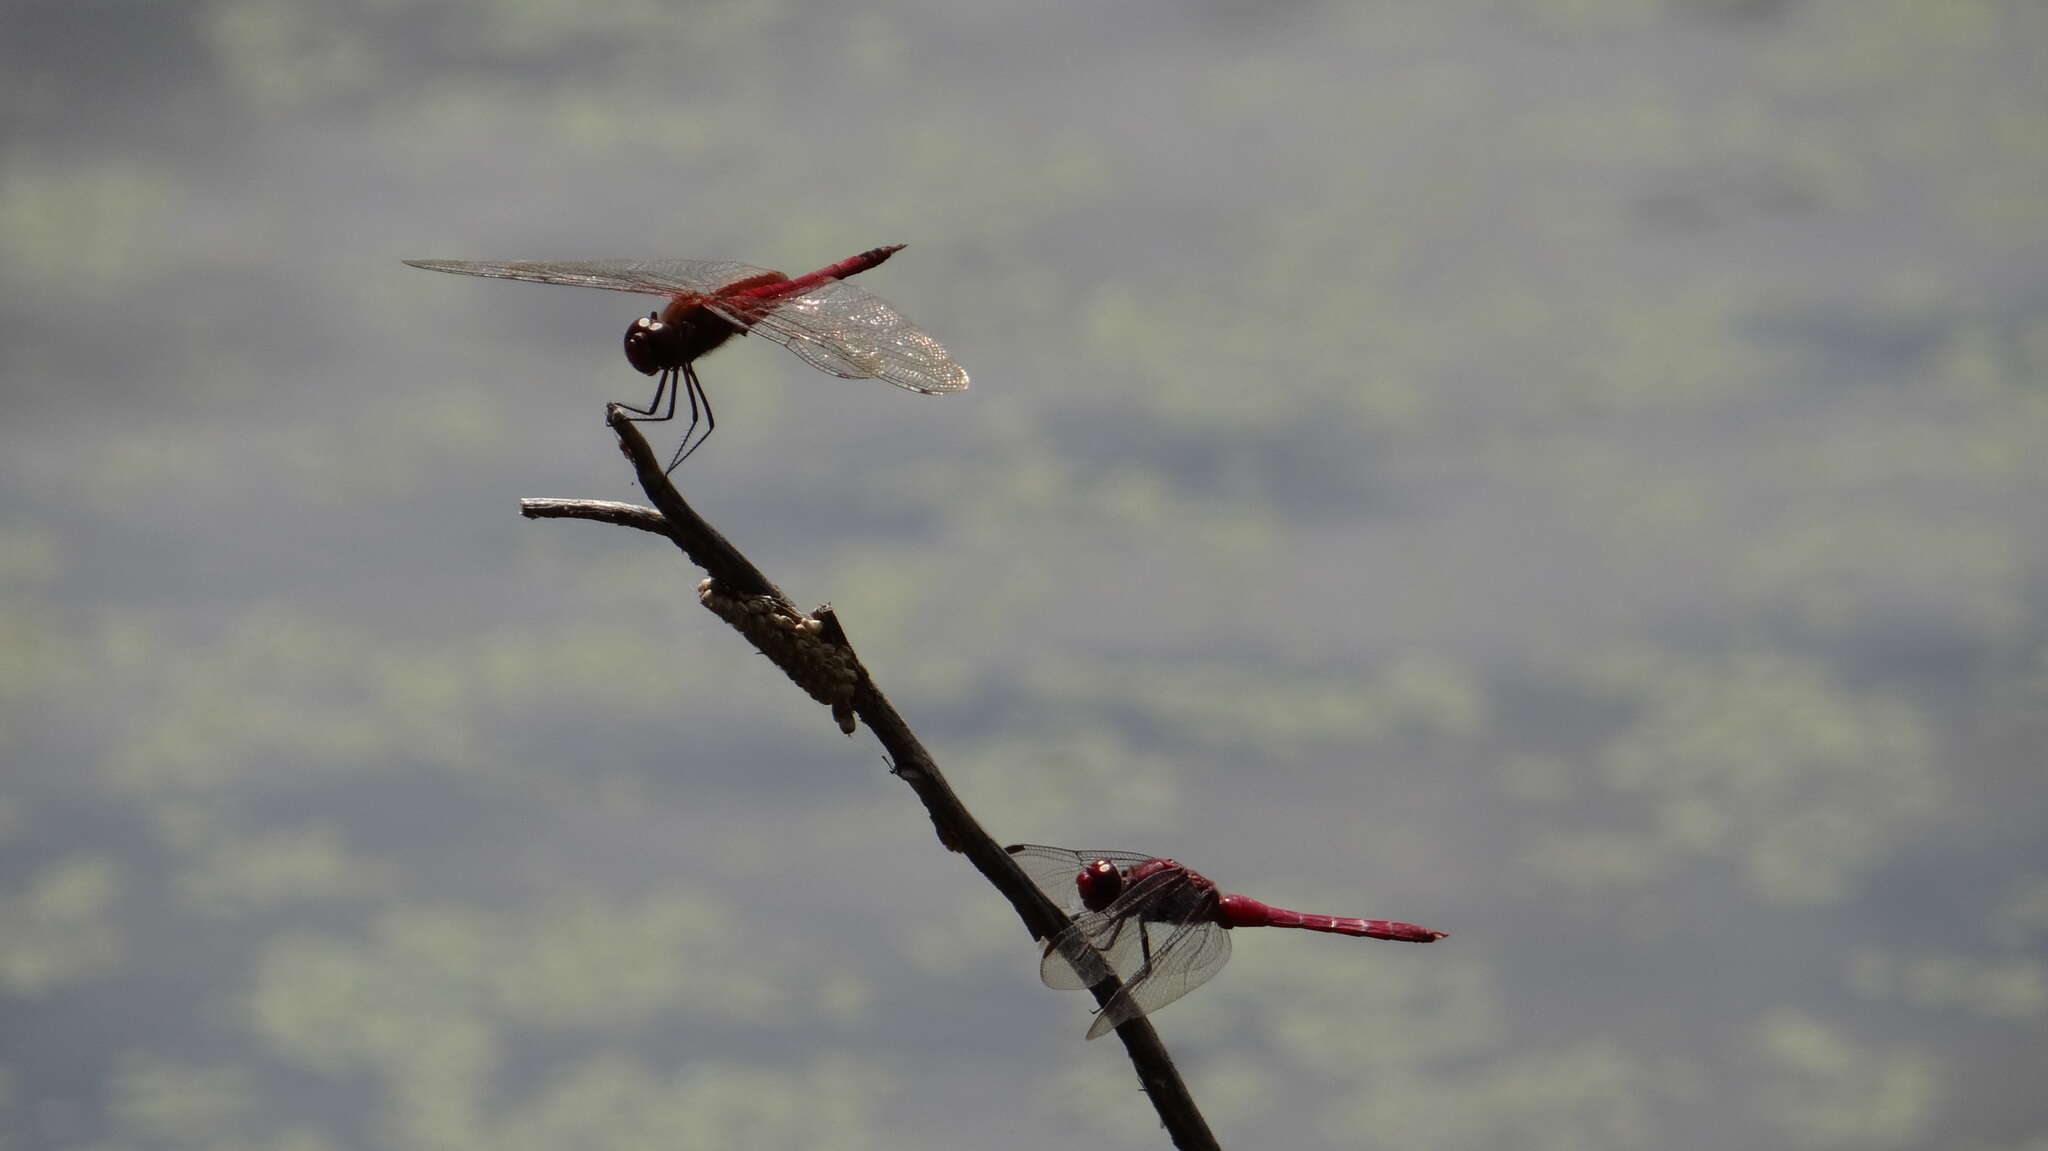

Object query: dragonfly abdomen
[1217,894,1445,942]
[751,243,904,301]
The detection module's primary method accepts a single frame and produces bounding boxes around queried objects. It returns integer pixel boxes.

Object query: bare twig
[515,406,1221,1151]
[520,497,670,536]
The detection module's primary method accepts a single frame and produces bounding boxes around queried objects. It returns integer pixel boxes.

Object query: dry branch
[516,406,1220,1151]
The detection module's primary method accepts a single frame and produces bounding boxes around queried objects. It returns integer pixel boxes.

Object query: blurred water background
[3,1,2046,1148]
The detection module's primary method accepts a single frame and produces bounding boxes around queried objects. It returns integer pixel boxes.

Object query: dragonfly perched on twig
[404,245,967,467]
[1007,844,1445,1039]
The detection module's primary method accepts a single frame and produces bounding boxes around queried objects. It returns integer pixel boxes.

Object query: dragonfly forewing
[1039,921,1120,990]
[740,279,969,394]
[1005,845,1158,907]
[1085,921,1232,1041]
[403,257,777,297]
[1039,906,1164,991]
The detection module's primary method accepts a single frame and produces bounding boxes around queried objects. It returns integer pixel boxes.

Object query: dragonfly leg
[667,365,717,471]
[663,370,702,472]
[617,364,678,421]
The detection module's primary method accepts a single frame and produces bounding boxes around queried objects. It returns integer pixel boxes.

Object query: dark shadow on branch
[516,406,1220,1151]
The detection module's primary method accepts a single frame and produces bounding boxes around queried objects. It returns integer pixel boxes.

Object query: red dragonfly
[1006,844,1445,1040]
[403,245,967,467]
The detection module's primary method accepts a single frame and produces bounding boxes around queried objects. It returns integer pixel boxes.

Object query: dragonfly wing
[1038,904,1165,990]
[1003,845,1159,911]
[1039,917,1117,989]
[1085,922,1232,1041]
[1039,934,1100,990]
[729,278,969,394]
[404,258,778,298]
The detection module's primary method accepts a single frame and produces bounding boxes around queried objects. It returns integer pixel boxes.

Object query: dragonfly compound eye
[1075,859,1124,912]
[623,313,667,376]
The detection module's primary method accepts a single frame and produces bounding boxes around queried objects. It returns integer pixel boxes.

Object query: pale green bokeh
[1323,1041,1698,1151]
[175,823,400,917]
[1847,947,2048,1021]
[0,855,124,996]
[98,602,772,798]
[238,890,890,1148]
[1747,1008,1941,1149]
[899,893,1028,980]
[248,892,805,1050]
[1254,946,1501,1073]
[1227,932,1690,1151]
[0,159,185,306]
[1526,651,1942,906]
[1013,651,1487,761]
[206,0,386,112]
[0,524,79,728]
[1991,876,2048,948]
[25,385,516,518]
[947,727,1182,836]
[1186,1049,1282,1134]
[1040,1052,1187,1148]
[494,1053,894,1151]
[108,1055,258,1149]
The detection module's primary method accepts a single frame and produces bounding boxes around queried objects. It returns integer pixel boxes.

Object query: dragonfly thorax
[622,305,740,375]
[1120,860,1223,925]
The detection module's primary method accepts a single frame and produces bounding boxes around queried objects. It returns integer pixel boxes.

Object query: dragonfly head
[623,312,668,376]
[1075,858,1123,912]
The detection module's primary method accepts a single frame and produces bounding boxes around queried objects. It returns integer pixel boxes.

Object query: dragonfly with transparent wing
[1007,844,1446,1039]
[404,244,967,467]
